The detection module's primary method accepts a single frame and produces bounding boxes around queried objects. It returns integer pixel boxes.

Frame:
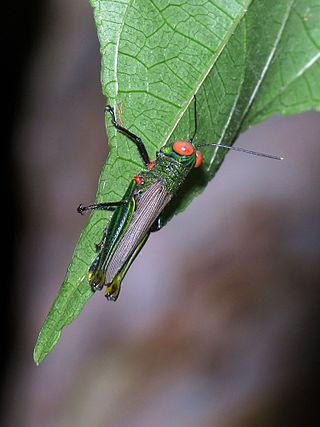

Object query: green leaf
[34,0,320,364]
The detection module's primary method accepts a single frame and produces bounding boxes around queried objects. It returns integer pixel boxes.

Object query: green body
[89,145,197,300]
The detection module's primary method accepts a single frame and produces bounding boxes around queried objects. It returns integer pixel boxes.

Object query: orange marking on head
[173,141,195,156]
[133,175,143,185]
[147,160,155,170]
[194,151,203,168]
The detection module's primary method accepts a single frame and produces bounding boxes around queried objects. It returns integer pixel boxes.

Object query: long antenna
[198,143,283,161]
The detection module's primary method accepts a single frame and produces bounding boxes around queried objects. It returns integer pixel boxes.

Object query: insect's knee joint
[77,203,85,215]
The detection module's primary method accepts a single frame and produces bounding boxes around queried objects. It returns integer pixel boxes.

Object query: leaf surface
[34,0,320,364]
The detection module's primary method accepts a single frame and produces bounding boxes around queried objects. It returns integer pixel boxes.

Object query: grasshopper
[78,102,282,301]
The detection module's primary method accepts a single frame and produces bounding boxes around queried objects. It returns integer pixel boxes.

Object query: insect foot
[88,269,106,292]
[105,280,121,302]
[77,203,85,215]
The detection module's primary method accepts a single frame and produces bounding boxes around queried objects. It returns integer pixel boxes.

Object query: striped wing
[105,181,171,283]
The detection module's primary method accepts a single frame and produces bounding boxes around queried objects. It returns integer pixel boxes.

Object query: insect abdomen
[105,181,171,283]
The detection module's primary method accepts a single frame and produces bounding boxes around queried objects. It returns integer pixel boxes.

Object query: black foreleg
[105,105,152,168]
[77,200,129,215]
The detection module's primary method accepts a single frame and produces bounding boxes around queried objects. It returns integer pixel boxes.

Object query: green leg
[105,232,150,301]
[95,231,108,252]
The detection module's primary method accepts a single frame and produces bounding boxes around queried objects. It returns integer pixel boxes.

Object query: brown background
[3,1,319,426]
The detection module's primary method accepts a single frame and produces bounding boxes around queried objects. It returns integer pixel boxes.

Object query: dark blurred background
[3,1,320,426]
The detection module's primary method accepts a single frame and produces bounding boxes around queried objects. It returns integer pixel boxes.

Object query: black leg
[105,105,151,167]
[77,200,129,215]
[150,216,163,232]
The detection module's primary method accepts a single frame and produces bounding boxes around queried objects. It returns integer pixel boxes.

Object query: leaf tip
[33,346,43,366]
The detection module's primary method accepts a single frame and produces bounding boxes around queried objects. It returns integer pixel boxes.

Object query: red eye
[173,141,195,156]
[194,150,203,168]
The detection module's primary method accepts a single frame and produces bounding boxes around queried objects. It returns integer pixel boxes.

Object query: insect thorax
[141,152,194,196]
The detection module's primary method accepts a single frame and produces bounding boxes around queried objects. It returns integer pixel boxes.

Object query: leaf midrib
[163,0,252,147]
[112,0,253,149]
